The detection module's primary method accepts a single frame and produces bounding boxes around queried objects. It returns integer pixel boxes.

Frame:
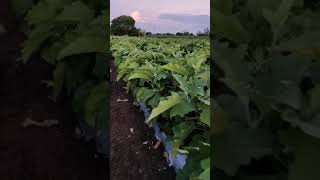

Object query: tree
[111,15,138,36]
[131,28,145,36]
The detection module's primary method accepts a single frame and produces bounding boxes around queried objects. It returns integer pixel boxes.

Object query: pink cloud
[130,10,142,22]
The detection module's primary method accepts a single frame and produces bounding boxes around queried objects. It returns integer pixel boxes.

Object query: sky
[110,0,210,34]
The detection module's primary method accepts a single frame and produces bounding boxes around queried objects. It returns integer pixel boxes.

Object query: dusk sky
[110,0,210,34]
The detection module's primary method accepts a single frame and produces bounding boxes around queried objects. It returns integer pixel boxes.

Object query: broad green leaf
[247,0,279,19]
[212,127,273,175]
[211,11,251,43]
[213,0,233,15]
[198,167,210,180]
[84,82,108,128]
[200,158,210,169]
[25,1,57,25]
[275,31,320,54]
[135,87,157,102]
[212,103,228,134]
[281,128,320,180]
[147,93,182,122]
[262,0,295,44]
[200,104,210,127]
[22,23,54,63]
[161,63,188,75]
[55,1,94,23]
[172,74,190,96]
[57,36,106,60]
[198,158,210,180]
[172,121,194,157]
[128,72,150,81]
[281,108,320,139]
[40,40,66,64]
[169,101,195,118]
[72,80,95,113]
[147,93,162,108]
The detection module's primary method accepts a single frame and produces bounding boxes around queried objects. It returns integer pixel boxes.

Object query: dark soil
[0,1,107,180]
[110,62,176,180]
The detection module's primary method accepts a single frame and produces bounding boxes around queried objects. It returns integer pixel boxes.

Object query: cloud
[158,14,209,25]
[130,10,142,22]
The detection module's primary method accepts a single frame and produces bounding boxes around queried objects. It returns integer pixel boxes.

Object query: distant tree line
[111,15,210,37]
[145,28,210,37]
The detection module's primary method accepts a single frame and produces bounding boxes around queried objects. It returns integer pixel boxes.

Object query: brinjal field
[111,36,211,179]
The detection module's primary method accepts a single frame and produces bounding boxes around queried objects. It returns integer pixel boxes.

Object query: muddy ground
[110,62,176,180]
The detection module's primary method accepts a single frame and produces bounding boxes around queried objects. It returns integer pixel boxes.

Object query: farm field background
[111,35,210,179]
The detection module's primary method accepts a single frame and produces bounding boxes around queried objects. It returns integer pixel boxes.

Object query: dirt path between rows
[110,62,176,180]
[0,1,107,179]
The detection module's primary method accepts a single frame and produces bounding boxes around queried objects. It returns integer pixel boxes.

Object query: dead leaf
[22,118,59,128]
[117,98,128,102]
[154,140,161,149]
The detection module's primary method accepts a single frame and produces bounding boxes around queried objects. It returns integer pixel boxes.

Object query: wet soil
[110,62,176,180]
[0,1,107,179]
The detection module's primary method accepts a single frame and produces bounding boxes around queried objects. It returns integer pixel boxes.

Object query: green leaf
[275,31,320,54]
[135,87,157,102]
[212,127,273,175]
[22,23,54,63]
[169,100,195,118]
[55,1,94,23]
[147,93,182,122]
[212,103,228,134]
[72,80,95,113]
[25,1,58,25]
[128,72,150,81]
[172,121,194,157]
[161,63,188,75]
[200,104,210,127]
[213,0,233,15]
[84,82,108,128]
[57,36,106,60]
[147,93,162,108]
[198,158,210,180]
[200,158,210,169]
[172,74,190,96]
[262,0,295,44]
[198,167,210,180]
[40,40,65,64]
[212,11,251,43]
[281,128,320,180]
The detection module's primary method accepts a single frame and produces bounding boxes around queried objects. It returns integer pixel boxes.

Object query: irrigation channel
[0,1,107,179]
[110,62,176,179]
